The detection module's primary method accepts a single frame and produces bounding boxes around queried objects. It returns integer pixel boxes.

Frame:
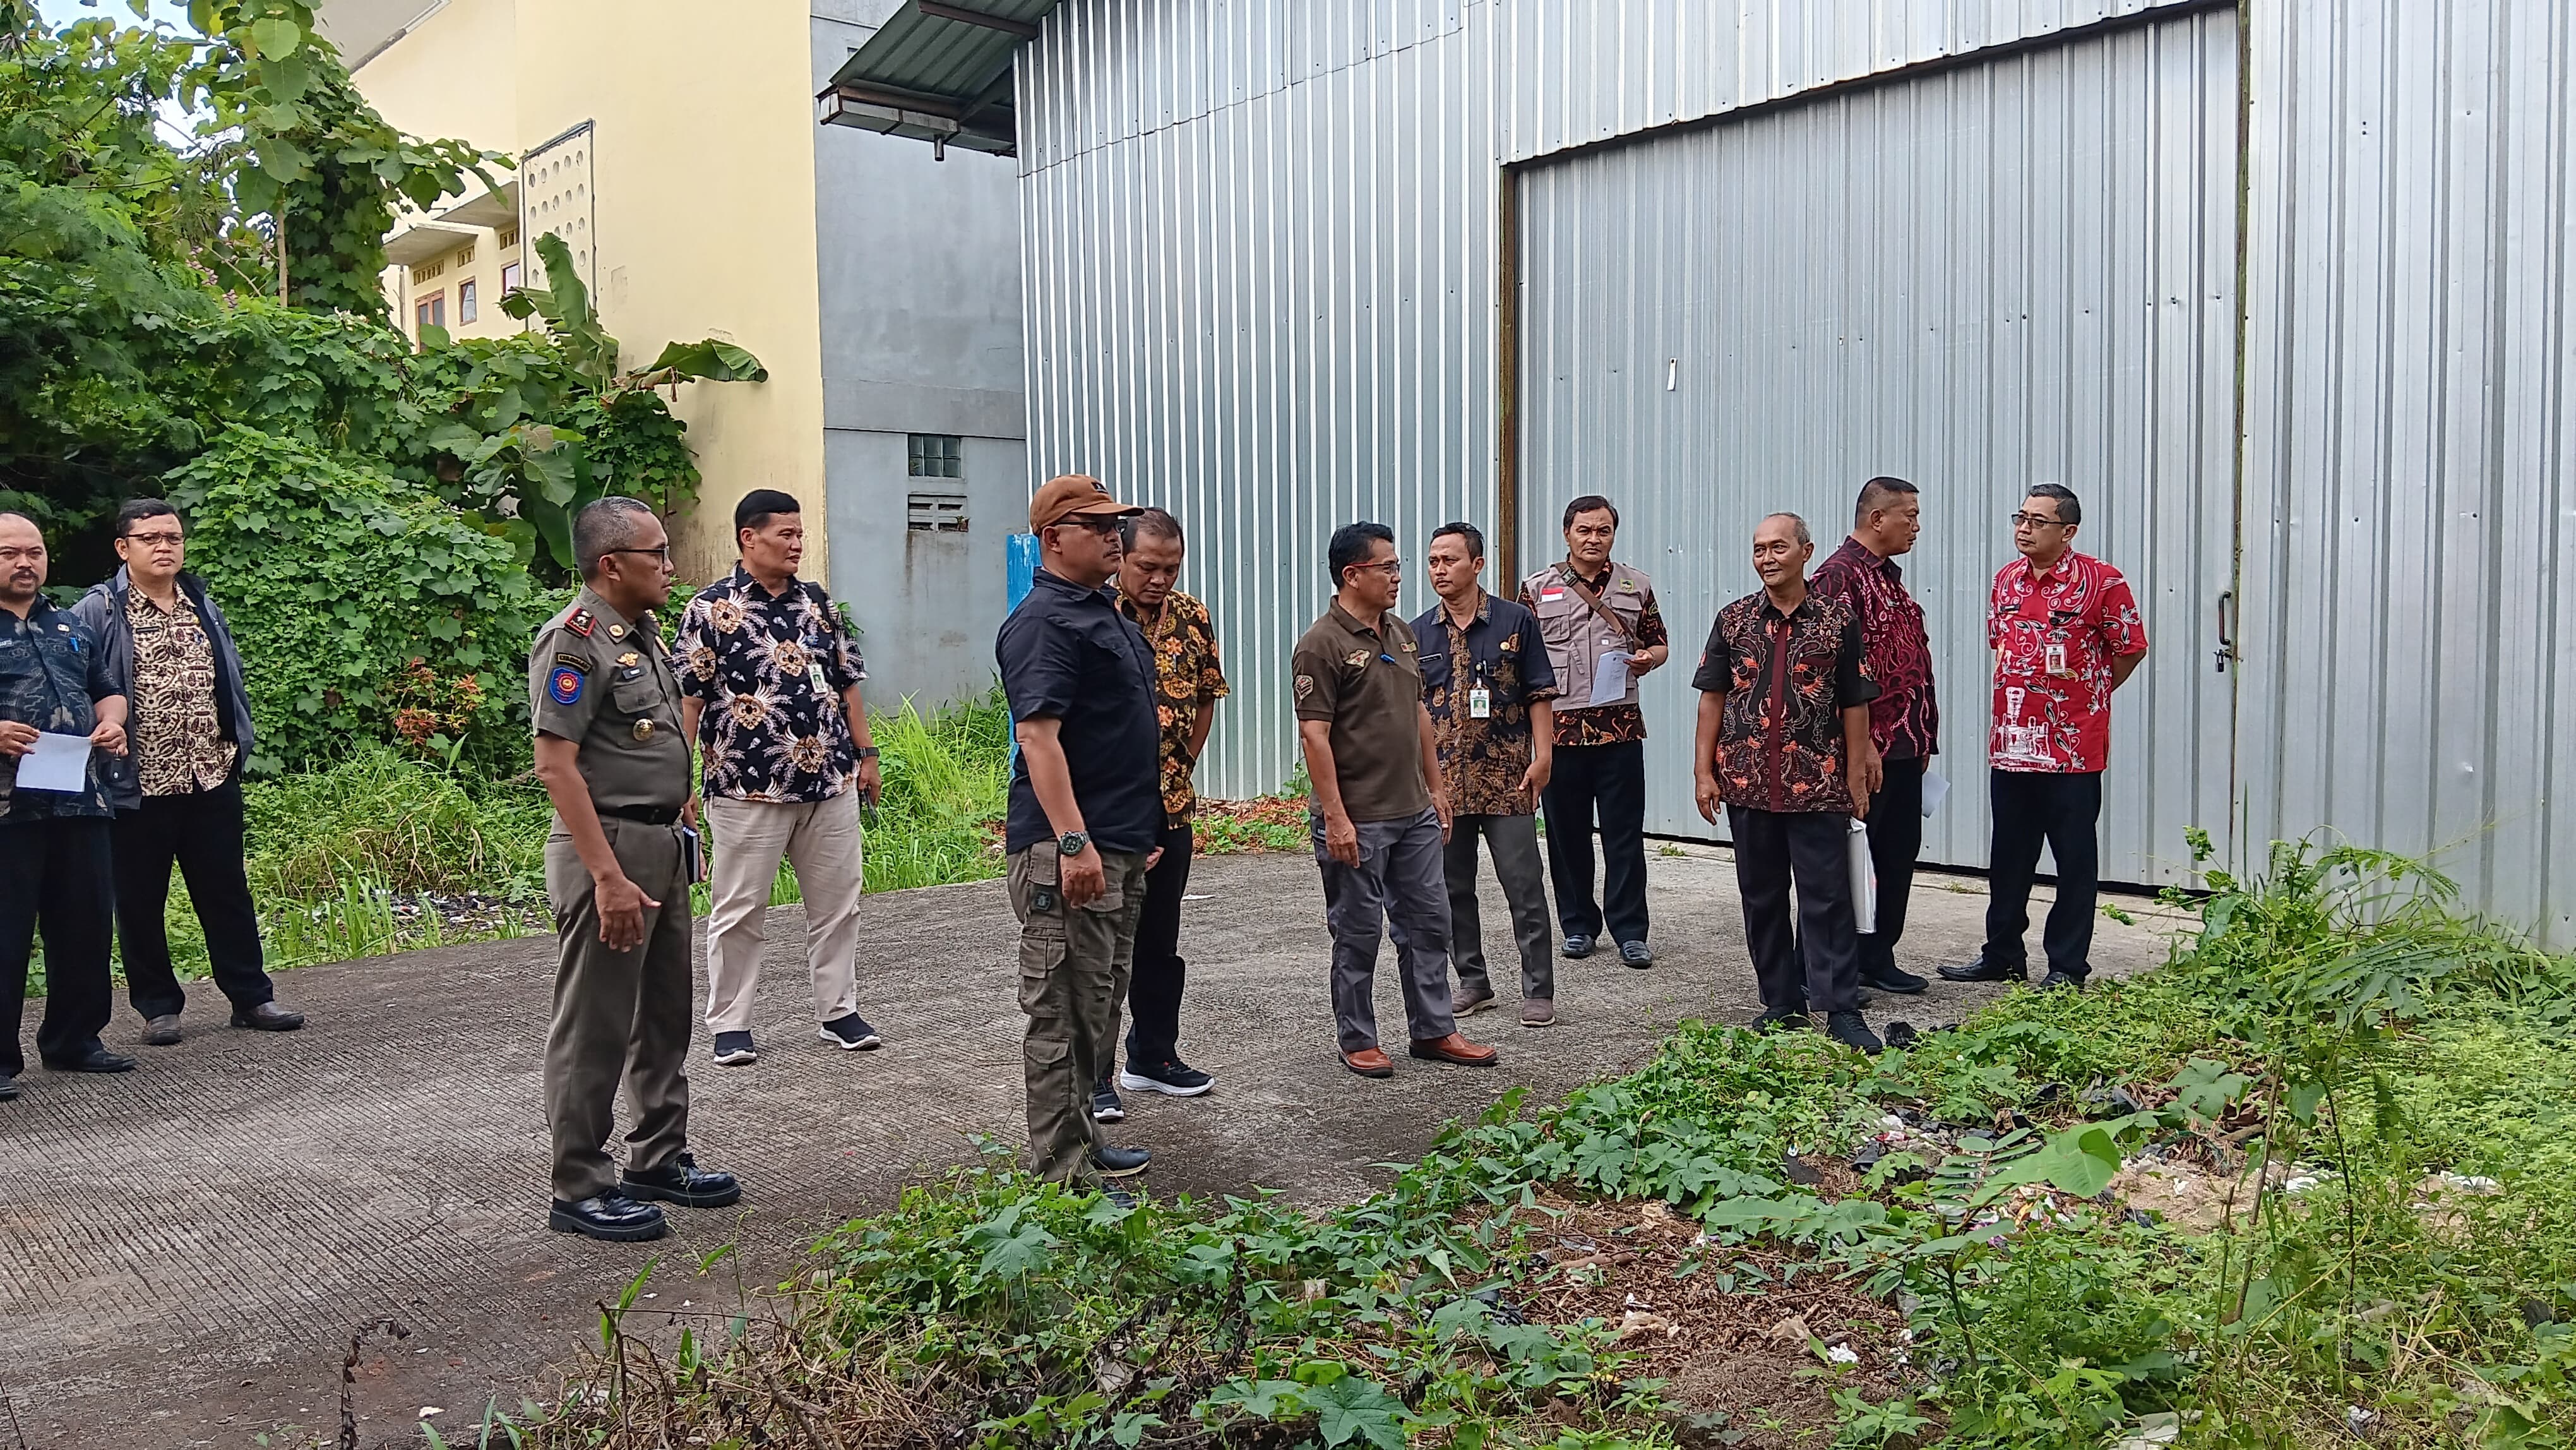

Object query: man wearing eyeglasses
[71,499,302,1048]
[1294,522,1498,1077]
[528,498,739,1242]
[1940,484,2147,992]
[997,475,1162,1198]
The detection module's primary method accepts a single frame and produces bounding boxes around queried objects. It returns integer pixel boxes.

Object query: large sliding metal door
[1515,6,2243,887]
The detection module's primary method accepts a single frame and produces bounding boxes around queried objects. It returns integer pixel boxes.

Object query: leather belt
[600,804,683,826]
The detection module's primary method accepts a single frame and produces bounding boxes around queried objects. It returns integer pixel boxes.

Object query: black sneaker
[1561,934,1595,959]
[1119,1059,1214,1097]
[819,1014,881,1050]
[621,1152,742,1209]
[1091,1144,1151,1178]
[1091,1085,1126,1122]
[1936,954,2028,984]
[2038,969,2087,992]
[1750,1006,1810,1033]
[710,1031,758,1066]
[1618,940,1655,968]
[1824,1010,1885,1055]
[1859,965,1929,995]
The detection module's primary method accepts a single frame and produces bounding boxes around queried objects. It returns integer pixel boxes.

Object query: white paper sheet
[1585,650,1632,707]
[1848,817,1878,935]
[1919,768,1950,817]
[15,732,91,793]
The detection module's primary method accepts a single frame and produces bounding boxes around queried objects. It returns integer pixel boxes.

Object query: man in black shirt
[996,475,1163,1192]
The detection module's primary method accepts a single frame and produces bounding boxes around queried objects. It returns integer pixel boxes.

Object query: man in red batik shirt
[1940,484,2147,992]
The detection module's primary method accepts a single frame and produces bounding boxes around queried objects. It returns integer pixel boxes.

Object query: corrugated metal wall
[1016,0,2576,938]
[1517,7,2241,886]
[1017,0,2206,802]
[2238,0,2576,938]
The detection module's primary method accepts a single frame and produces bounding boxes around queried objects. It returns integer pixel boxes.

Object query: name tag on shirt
[2045,642,2069,676]
[809,661,830,693]
[1469,687,1491,719]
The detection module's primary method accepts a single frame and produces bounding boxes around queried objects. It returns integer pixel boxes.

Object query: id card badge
[1469,686,1492,719]
[2045,642,2070,677]
[808,660,831,693]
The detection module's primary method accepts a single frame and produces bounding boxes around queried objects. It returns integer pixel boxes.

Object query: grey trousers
[544,818,694,1203]
[1445,813,1556,1001]
[1008,842,1148,1185]
[1315,808,1457,1053]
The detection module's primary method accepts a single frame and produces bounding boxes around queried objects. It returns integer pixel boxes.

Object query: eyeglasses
[2008,512,2069,529]
[604,546,672,565]
[122,531,185,547]
[1051,517,1124,538]
[1349,559,1405,578]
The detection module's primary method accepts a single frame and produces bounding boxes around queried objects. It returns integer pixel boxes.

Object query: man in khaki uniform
[528,498,739,1242]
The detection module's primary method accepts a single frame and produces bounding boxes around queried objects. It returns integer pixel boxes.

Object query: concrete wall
[811,7,1029,712]
[353,1,830,587]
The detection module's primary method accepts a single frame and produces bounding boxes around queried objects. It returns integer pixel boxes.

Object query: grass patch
[452,833,2576,1450]
[136,690,1020,981]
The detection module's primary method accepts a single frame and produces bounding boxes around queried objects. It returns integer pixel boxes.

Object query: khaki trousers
[1007,843,1148,1185]
[544,817,693,1203]
[702,791,864,1034]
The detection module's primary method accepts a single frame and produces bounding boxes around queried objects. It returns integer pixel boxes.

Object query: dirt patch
[1520,1198,1915,1449]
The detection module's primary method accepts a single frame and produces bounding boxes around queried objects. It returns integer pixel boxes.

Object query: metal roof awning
[817,0,1057,159]
[382,222,477,267]
[438,180,520,231]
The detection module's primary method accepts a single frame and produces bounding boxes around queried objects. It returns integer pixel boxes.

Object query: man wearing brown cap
[996,475,1164,1197]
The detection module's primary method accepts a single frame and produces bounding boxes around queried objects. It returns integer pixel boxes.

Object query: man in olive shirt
[528,498,739,1242]
[1294,522,1498,1077]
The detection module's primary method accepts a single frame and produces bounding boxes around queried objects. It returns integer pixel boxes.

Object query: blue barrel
[1004,532,1040,765]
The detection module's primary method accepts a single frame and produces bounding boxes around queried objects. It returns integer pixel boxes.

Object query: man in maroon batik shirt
[1940,484,2148,992]
[1808,477,1937,999]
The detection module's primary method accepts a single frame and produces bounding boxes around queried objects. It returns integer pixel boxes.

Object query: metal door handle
[2214,590,2234,674]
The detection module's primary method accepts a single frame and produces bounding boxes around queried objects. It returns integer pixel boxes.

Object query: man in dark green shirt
[1293,522,1498,1079]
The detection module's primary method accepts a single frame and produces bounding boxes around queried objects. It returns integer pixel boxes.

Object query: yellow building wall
[352,0,827,587]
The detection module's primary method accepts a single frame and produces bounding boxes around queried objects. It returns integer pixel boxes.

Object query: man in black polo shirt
[1294,522,1498,1078]
[996,475,1162,1192]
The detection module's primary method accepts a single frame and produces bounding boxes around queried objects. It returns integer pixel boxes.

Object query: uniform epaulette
[566,608,595,638]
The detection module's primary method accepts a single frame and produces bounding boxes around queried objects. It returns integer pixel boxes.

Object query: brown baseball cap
[1028,473,1142,532]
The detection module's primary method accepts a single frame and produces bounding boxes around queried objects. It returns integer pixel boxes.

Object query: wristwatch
[856,746,880,760]
[1058,830,1091,857]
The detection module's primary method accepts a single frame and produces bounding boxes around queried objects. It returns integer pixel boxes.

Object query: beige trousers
[703,791,864,1034]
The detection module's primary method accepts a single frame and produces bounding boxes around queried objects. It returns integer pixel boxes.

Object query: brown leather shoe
[1342,1046,1395,1077]
[1408,1033,1498,1067]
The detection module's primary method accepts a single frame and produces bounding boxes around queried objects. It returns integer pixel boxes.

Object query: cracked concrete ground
[0,842,2186,1448]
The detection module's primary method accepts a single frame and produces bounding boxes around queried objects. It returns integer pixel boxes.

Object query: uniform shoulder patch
[547,662,587,705]
[566,608,595,638]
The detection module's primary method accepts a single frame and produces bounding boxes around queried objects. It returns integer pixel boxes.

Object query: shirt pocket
[609,673,660,719]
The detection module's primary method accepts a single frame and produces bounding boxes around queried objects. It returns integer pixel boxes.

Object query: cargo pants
[1007,842,1150,1185]
[544,817,695,1204]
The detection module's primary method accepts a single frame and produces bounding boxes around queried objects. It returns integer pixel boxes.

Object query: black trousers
[1119,820,1196,1070]
[1,817,117,1078]
[1984,769,2102,980]
[112,776,275,1017]
[1541,740,1650,944]
[1727,805,1860,1015]
[1857,757,1926,980]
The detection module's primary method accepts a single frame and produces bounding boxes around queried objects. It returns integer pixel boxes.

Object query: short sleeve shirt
[1414,591,1559,817]
[998,570,1164,856]
[1987,551,2148,774]
[1119,589,1230,829]
[674,566,867,803]
[1691,590,1879,814]
[124,588,236,796]
[1808,537,1940,761]
[0,601,116,820]
[528,590,691,815]
[1291,603,1430,824]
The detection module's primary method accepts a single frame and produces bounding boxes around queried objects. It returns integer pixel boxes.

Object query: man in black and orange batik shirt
[1808,476,1938,999]
[1691,513,1883,1055]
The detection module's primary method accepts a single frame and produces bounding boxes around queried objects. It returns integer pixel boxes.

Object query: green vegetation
[447,834,2576,1450]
